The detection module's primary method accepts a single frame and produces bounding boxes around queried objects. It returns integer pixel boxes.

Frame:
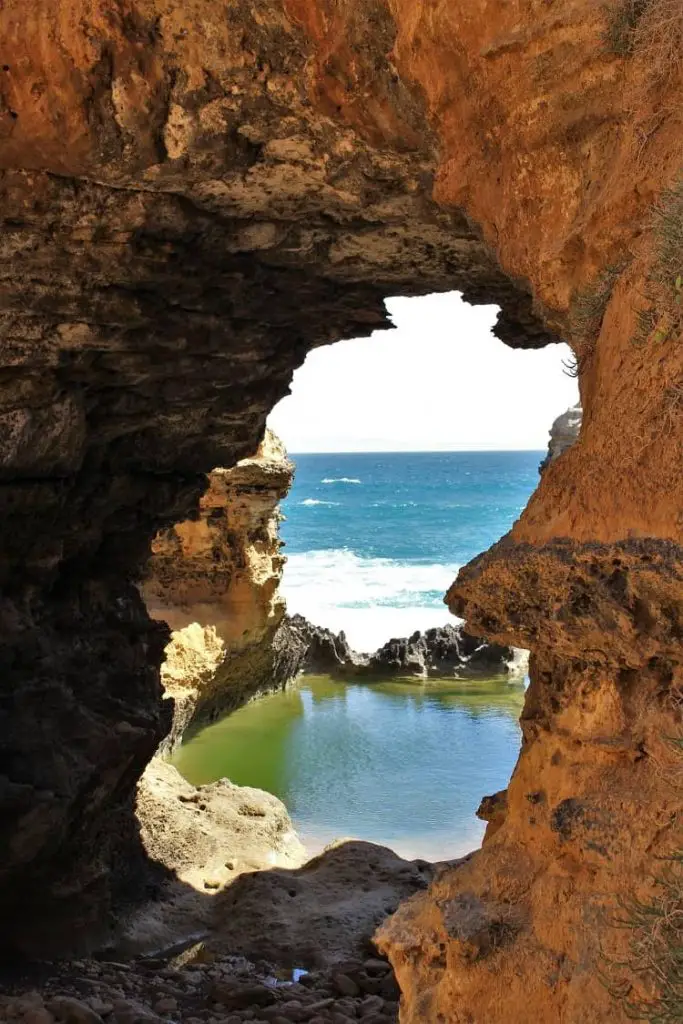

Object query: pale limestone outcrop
[138,760,305,884]
[124,758,306,955]
[142,430,304,747]
[539,403,582,472]
[145,430,291,645]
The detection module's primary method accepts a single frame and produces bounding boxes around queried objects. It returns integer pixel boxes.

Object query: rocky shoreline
[115,425,530,1016]
[285,615,524,681]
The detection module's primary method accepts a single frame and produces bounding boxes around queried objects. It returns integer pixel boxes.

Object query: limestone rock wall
[142,429,303,747]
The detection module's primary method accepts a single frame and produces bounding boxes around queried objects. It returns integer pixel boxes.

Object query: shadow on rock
[209,839,436,968]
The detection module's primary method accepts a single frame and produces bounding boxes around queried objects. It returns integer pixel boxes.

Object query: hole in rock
[169,292,579,864]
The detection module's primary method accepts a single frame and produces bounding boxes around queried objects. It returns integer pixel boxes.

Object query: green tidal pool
[173,675,525,861]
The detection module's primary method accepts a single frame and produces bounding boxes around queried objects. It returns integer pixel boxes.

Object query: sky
[268,292,579,452]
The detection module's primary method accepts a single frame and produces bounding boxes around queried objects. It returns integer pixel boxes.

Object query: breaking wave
[321,477,361,484]
[281,547,460,651]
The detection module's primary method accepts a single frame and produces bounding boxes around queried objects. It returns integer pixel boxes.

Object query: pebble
[332,998,358,1017]
[110,998,162,1023]
[2,949,400,1024]
[276,1001,305,1022]
[87,1001,114,1017]
[48,996,105,1024]
[306,998,335,1013]
[379,975,400,1001]
[360,995,385,1017]
[153,997,178,1013]
[362,960,389,975]
[331,974,360,998]
[21,1009,55,1024]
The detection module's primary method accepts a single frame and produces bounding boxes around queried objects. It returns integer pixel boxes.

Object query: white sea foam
[300,499,339,507]
[321,477,361,484]
[506,647,530,680]
[281,548,460,651]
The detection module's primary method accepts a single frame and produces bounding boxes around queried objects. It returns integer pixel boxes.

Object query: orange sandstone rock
[0,10,679,1023]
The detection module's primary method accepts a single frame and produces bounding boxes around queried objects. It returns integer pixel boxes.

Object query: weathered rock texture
[539,402,582,472]
[0,1,681,1020]
[211,840,434,969]
[287,614,520,679]
[142,430,305,747]
[124,757,306,954]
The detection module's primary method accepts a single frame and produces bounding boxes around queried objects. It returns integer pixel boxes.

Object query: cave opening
[159,290,579,867]
[0,0,680,1018]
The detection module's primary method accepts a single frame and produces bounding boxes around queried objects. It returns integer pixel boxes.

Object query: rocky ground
[0,751,436,1024]
[0,951,401,1024]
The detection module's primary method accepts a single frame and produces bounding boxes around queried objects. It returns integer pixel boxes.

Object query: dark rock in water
[364,625,516,679]
[285,616,519,679]
[286,614,369,674]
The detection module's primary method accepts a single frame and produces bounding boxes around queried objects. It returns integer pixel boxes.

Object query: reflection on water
[173,675,525,861]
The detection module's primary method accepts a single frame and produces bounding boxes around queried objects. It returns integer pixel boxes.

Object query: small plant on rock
[568,262,627,368]
[603,0,683,75]
[614,859,683,1021]
[602,0,649,55]
[600,728,683,1021]
[635,177,683,345]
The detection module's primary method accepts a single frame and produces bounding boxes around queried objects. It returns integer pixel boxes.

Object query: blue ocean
[279,450,543,652]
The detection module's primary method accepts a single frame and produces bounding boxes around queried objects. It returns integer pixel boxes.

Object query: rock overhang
[0,7,681,1020]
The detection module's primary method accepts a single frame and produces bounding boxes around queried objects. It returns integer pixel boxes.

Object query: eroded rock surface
[124,758,306,955]
[285,615,366,676]
[287,615,520,679]
[211,841,434,969]
[0,1,680,1021]
[366,626,519,679]
[142,430,305,748]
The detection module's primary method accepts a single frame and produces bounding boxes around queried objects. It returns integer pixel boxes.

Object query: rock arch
[0,1,681,1019]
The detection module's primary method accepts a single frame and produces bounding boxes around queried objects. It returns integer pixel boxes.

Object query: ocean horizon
[279,449,544,652]
[288,447,546,455]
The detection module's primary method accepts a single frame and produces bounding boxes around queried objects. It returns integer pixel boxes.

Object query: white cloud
[268,292,579,452]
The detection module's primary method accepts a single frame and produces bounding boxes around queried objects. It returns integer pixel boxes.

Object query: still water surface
[174,675,524,861]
